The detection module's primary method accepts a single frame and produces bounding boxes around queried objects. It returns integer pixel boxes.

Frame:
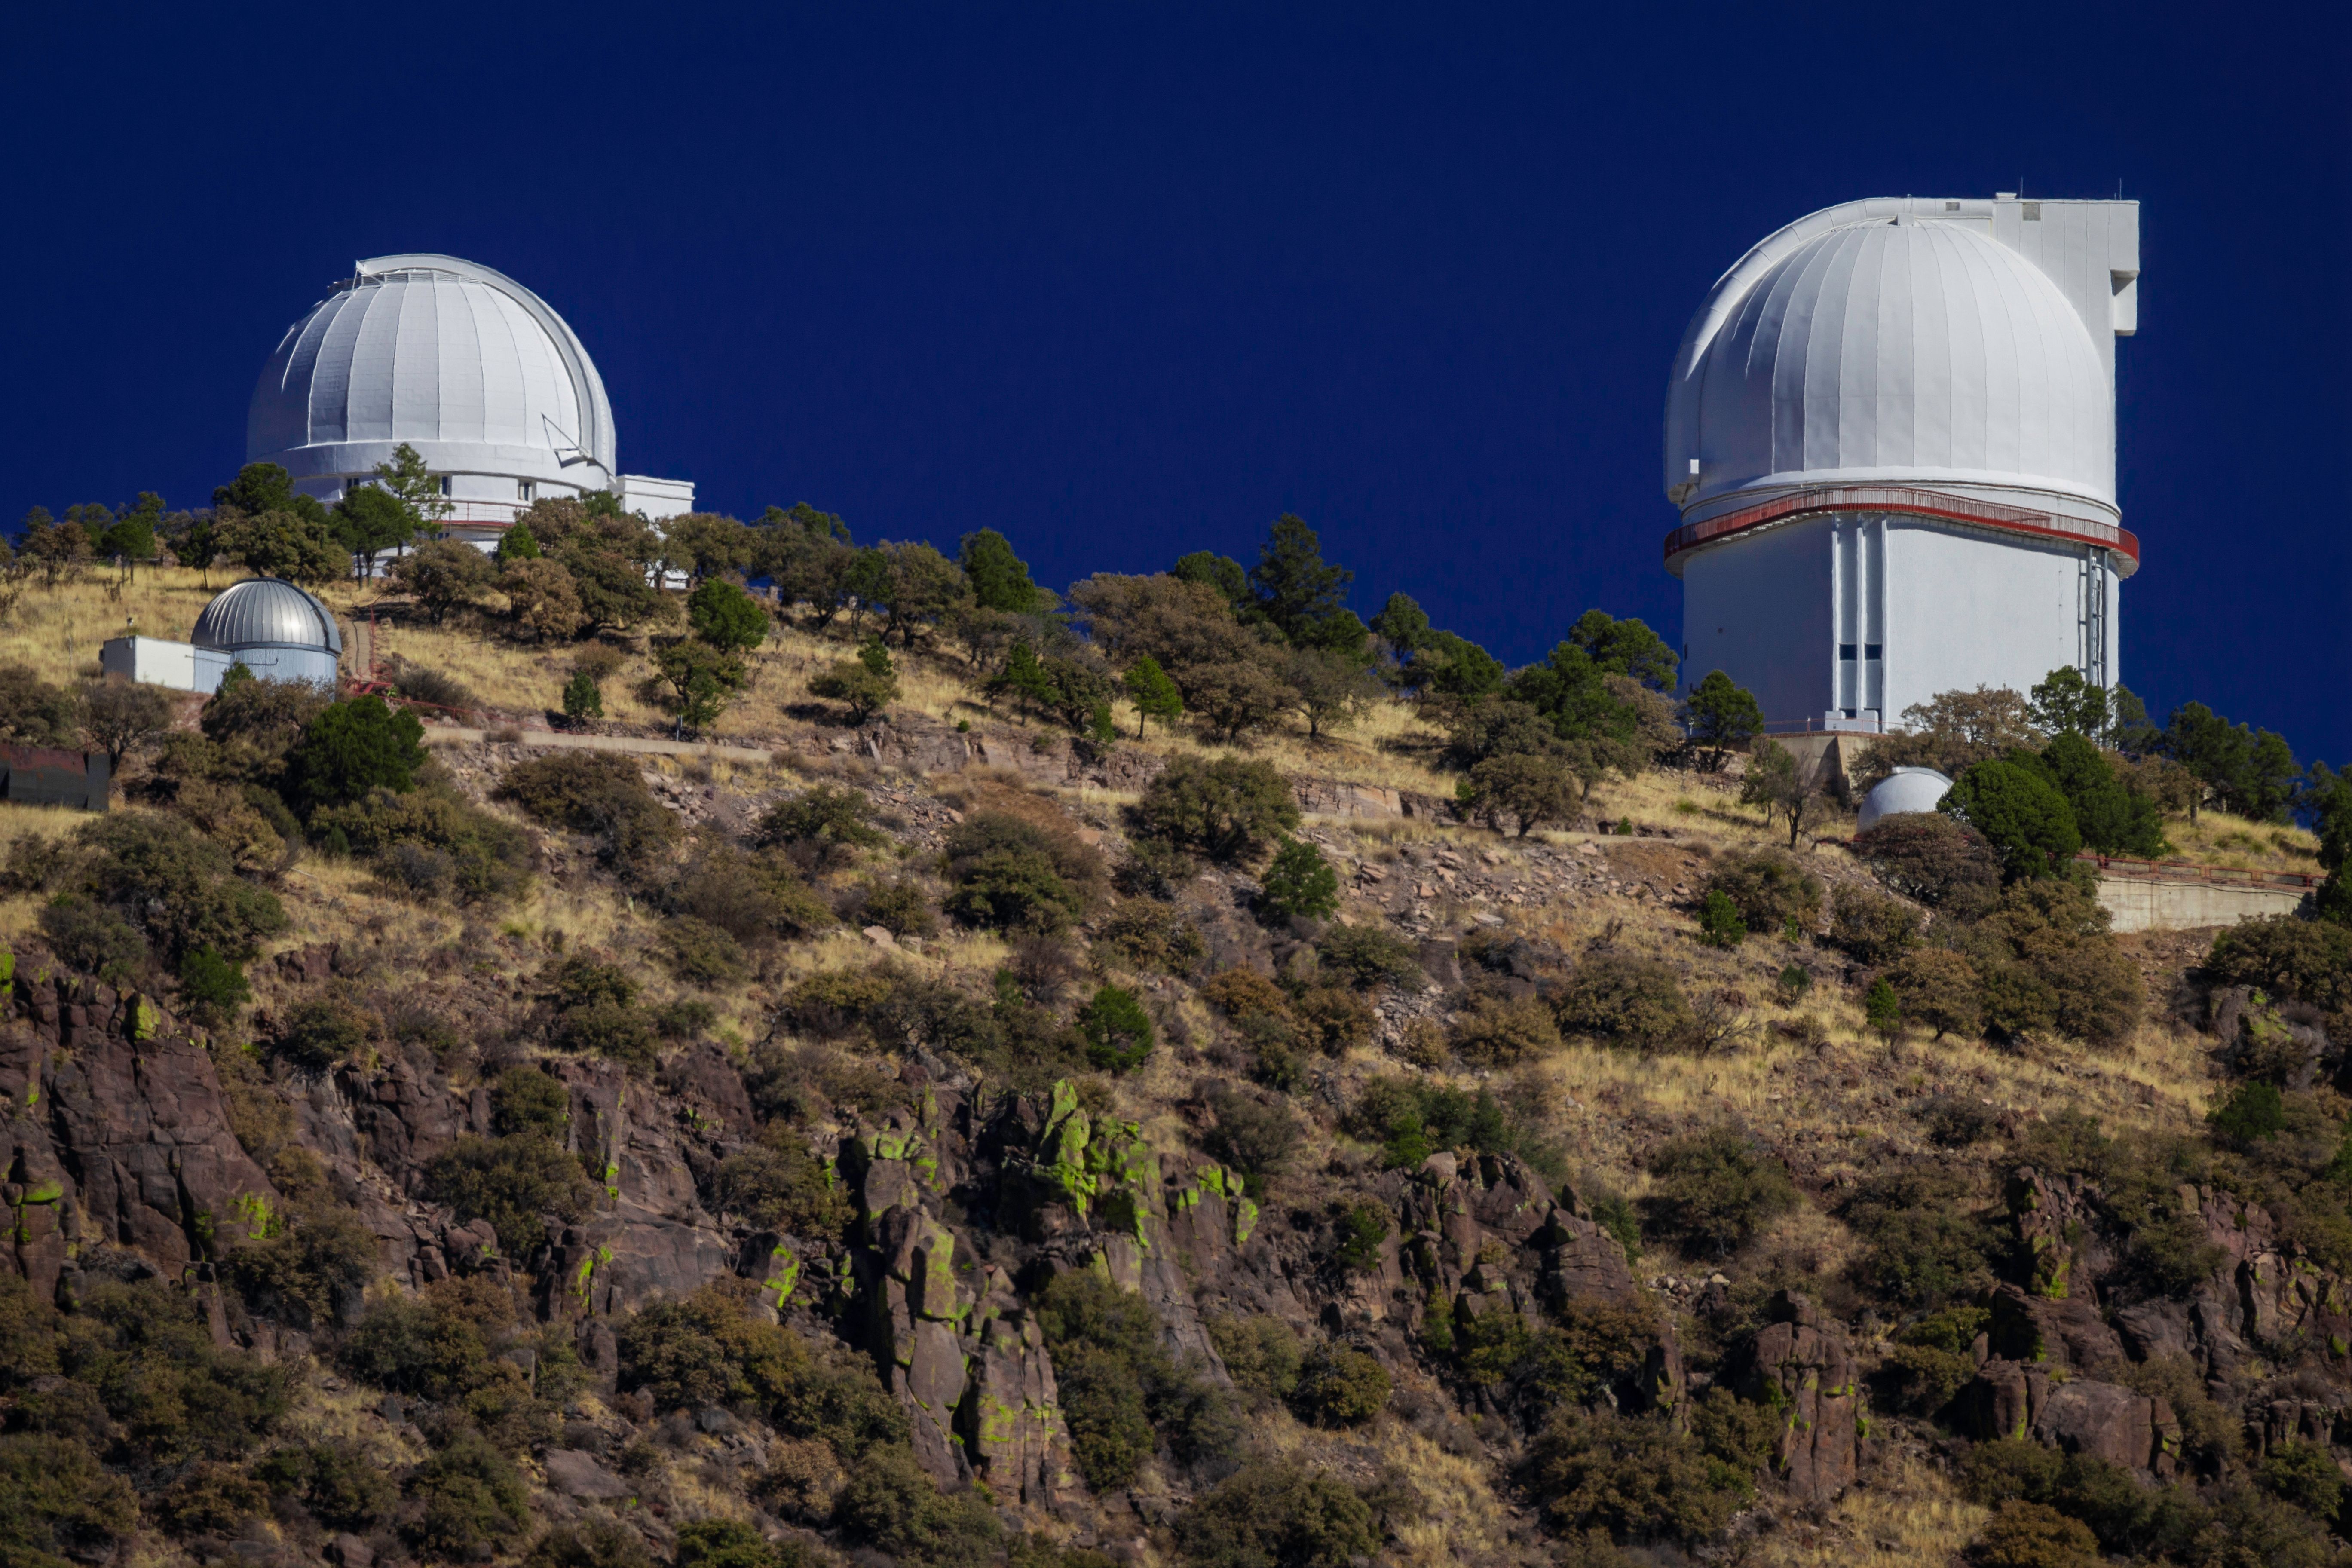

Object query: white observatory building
[245,254,693,543]
[1663,196,2140,730]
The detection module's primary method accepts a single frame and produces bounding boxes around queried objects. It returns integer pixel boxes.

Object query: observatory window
[517,481,535,502]
[1945,200,1960,212]
[1838,644,1858,662]
[438,476,453,497]
[2022,202,2042,220]
[1864,643,1882,660]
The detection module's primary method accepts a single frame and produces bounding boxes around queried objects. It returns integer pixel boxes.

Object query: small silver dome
[193,578,343,655]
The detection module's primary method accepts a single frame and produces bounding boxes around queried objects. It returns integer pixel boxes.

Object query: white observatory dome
[1669,217,2115,518]
[246,254,617,502]
[1856,767,1955,832]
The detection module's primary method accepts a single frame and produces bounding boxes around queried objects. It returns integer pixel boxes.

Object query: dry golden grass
[1747,1452,1984,1566]
[2163,807,2321,873]
[0,566,236,683]
[0,801,82,946]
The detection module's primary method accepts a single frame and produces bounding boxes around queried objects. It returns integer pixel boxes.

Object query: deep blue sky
[4,4,2345,762]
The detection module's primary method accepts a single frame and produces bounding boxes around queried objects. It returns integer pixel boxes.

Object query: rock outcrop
[1730,1291,1860,1504]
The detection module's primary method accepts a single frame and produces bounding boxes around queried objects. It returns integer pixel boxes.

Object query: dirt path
[417,726,777,763]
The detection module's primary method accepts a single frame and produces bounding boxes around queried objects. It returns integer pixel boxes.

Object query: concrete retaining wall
[2082,854,2322,932]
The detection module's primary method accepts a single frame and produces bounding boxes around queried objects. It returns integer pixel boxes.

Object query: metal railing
[1665,485,2140,571]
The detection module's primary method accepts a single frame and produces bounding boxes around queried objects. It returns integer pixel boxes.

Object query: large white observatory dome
[245,254,690,532]
[1677,220,2114,514]
[1661,195,2141,735]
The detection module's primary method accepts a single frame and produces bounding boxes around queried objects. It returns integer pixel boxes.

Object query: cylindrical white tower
[1663,196,2140,729]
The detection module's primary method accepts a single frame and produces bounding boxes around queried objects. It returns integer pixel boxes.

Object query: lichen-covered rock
[959,1276,1080,1506]
[1731,1291,1859,1505]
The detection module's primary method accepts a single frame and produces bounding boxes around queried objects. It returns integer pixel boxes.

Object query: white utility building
[245,254,693,546]
[1663,196,2140,730]
[101,577,343,694]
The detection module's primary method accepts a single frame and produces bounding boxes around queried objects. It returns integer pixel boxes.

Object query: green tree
[959,527,1042,612]
[1283,647,1381,738]
[1079,984,1156,1071]
[687,578,771,652]
[1123,654,1183,737]
[1260,837,1340,919]
[99,492,163,578]
[658,513,751,583]
[77,678,173,772]
[1467,751,1580,837]
[391,539,494,623]
[169,511,223,584]
[873,541,972,648]
[19,506,94,585]
[995,640,1060,722]
[1418,629,1506,699]
[493,520,541,564]
[1681,670,1762,769]
[2028,666,2114,739]
[219,509,343,584]
[2163,701,2302,822]
[1865,976,1903,1041]
[1249,514,1357,649]
[371,442,449,535]
[2034,733,2164,856]
[1943,757,2082,879]
[331,484,417,576]
[1171,550,1254,616]
[1740,739,1824,848]
[2306,763,2352,925]
[289,697,428,813]
[1368,591,1431,654]
[809,639,898,723]
[561,670,604,725]
[1567,609,1678,692]
[653,638,749,732]
[213,462,330,526]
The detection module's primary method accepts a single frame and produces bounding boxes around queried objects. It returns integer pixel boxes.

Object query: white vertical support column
[1863,517,1886,721]
[1830,519,1853,716]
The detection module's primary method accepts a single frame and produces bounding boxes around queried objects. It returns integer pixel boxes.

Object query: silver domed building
[101,577,343,694]
[245,254,693,541]
[1663,196,2141,731]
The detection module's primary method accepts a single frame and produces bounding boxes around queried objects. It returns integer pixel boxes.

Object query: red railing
[1665,485,2140,573]
[2074,852,2321,890]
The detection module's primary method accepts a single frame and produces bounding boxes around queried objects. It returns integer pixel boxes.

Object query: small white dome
[246,254,615,487]
[1669,217,2113,514]
[1857,767,1954,832]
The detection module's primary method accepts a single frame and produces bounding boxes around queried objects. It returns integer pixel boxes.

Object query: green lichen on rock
[763,1241,801,1310]
[1233,1196,1259,1246]
[132,996,159,1042]
[1037,1080,1098,1217]
[233,1191,279,1240]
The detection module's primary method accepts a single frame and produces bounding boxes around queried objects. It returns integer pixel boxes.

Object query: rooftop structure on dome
[101,577,343,694]
[245,254,693,543]
[1663,196,2141,732]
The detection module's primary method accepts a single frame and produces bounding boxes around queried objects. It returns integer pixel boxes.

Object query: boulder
[543,1448,631,1500]
[1731,1291,1859,1504]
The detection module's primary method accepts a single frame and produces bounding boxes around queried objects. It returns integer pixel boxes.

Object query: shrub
[1330,1202,1390,1272]
[1521,1406,1752,1544]
[1449,992,1562,1065]
[406,1429,530,1559]
[2211,1081,2287,1146]
[1316,921,1423,989]
[2204,916,2352,1012]
[1035,1271,1235,1490]
[76,810,287,962]
[859,876,938,939]
[219,1199,382,1329]
[660,914,749,986]
[177,946,251,1025]
[560,669,604,724]
[942,812,1099,932]
[1704,849,1822,934]
[1259,837,1339,919]
[1290,1342,1390,1426]
[526,1521,656,1568]
[0,1433,138,1566]
[1840,1170,2003,1309]
[271,995,371,1072]
[1346,1077,1507,1167]
[1175,1460,1380,1568]
[37,894,147,979]
[755,784,887,850]
[831,1444,1001,1568]
[1945,758,2082,880]
[2257,1440,2343,1522]
[488,1064,570,1139]
[660,840,834,943]
[422,1134,596,1254]
[1694,889,1746,947]
[1078,984,1155,1072]
[687,579,771,652]
[710,1134,854,1239]
[1864,974,1902,1039]
[1097,899,1205,974]
[288,697,427,814]
[1644,1129,1795,1255]
[1967,878,2143,1044]
[1774,963,1812,1005]
[1205,1088,1302,1187]
[1291,983,1375,1055]
[496,752,677,869]
[1135,755,1300,862]
[1204,1315,1302,1404]
[618,1282,807,1415]
[255,1437,398,1531]
[1886,948,1984,1039]
[314,784,536,906]
[1967,1501,2101,1568]
[808,641,900,723]
[1830,884,1921,962]
[1853,812,2004,916]
[1552,955,1694,1053]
